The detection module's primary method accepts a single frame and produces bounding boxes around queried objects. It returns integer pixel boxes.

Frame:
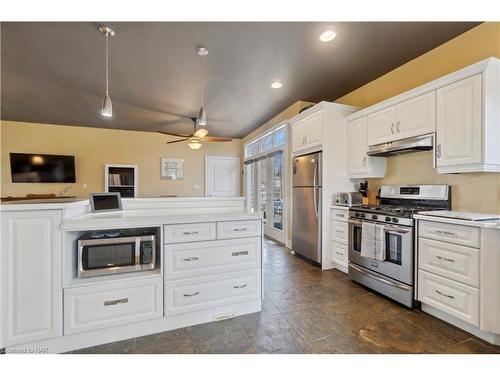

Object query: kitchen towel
[360,222,386,261]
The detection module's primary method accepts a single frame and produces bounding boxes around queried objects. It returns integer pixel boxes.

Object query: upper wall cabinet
[367,92,436,146]
[435,73,500,173]
[347,57,500,174]
[347,117,387,178]
[292,110,322,154]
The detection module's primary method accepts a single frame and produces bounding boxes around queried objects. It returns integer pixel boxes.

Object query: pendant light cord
[201,54,204,107]
[105,32,109,95]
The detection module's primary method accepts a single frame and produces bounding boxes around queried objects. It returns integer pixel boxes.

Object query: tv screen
[10,153,76,183]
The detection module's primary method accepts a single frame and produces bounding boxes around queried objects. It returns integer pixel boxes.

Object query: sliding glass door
[244,126,287,244]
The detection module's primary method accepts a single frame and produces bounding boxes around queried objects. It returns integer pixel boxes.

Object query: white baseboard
[285,239,292,249]
[4,299,262,354]
[421,303,500,346]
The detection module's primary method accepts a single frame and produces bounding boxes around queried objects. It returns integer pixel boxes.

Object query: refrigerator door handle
[313,187,319,218]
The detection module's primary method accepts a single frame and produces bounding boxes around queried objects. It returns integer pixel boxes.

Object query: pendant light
[188,139,202,150]
[100,26,115,117]
[194,46,209,139]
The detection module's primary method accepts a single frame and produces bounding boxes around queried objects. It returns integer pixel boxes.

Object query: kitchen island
[0,197,263,353]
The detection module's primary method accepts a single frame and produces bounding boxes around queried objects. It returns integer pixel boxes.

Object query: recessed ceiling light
[319,30,336,42]
[271,82,283,89]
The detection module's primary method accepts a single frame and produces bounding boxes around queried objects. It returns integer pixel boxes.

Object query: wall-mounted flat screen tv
[10,153,76,183]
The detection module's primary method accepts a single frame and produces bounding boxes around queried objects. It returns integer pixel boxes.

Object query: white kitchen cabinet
[292,110,322,153]
[347,116,387,178]
[367,106,396,146]
[436,74,483,171]
[395,92,436,140]
[367,92,435,146]
[0,210,62,347]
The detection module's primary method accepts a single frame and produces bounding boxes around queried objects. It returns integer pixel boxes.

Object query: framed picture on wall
[161,158,184,180]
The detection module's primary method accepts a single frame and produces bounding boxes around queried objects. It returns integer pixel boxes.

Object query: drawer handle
[182,231,200,235]
[435,289,455,299]
[182,256,200,262]
[183,291,200,297]
[233,284,247,289]
[436,230,456,236]
[233,227,248,232]
[336,251,344,256]
[335,229,344,233]
[436,255,455,263]
[232,251,249,256]
[335,214,344,218]
[104,298,128,306]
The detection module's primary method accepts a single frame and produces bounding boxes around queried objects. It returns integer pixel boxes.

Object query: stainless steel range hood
[367,134,434,157]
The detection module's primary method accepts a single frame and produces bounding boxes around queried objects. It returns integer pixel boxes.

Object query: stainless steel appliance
[292,152,322,264]
[78,228,158,277]
[333,192,363,207]
[367,134,433,157]
[348,184,451,307]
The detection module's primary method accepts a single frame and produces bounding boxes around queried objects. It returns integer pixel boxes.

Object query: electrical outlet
[82,183,87,189]
[194,184,200,190]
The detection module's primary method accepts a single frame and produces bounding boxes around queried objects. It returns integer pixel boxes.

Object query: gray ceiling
[1,22,479,138]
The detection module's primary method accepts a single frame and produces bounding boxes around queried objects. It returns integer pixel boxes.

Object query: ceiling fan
[158,46,231,150]
[158,117,232,149]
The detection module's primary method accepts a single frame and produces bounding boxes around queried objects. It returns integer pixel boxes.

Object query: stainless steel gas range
[348,185,451,307]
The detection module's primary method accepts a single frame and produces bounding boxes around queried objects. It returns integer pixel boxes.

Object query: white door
[436,74,482,168]
[395,92,436,140]
[367,106,396,146]
[0,210,62,347]
[264,151,285,243]
[205,156,240,197]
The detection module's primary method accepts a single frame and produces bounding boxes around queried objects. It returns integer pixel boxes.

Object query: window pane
[259,135,273,153]
[272,152,283,230]
[274,128,287,147]
[246,141,258,157]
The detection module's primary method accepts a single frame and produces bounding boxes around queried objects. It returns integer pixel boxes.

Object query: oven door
[348,218,413,285]
[78,237,140,277]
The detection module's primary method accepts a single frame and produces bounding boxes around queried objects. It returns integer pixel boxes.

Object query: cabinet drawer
[418,238,479,287]
[164,270,261,316]
[164,222,216,244]
[165,237,261,280]
[331,209,348,222]
[64,277,163,335]
[217,220,261,239]
[418,270,479,326]
[419,220,479,248]
[332,221,348,244]
[332,241,348,263]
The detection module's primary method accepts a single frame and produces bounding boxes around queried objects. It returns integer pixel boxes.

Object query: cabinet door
[347,117,368,174]
[1,210,62,347]
[303,111,322,148]
[292,119,305,152]
[396,92,436,140]
[436,74,482,168]
[367,106,396,146]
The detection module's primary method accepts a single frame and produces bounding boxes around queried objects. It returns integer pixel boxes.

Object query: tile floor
[70,239,500,354]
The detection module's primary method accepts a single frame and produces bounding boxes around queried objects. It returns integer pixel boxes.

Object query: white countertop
[61,209,262,231]
[414,213,500,229]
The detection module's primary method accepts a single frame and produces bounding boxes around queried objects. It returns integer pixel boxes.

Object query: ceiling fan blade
[201,136,233,142]
[158,130,193,138]
[166,138,190,144]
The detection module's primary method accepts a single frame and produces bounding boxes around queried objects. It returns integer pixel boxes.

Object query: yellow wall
[336,22,500,214]
[1,121,242,198]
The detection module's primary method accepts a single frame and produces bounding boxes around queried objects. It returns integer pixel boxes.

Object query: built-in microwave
[77,228,158,277]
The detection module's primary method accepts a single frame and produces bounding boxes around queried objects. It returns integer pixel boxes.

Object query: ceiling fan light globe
[188,141,202,150]
[101,94,113,117]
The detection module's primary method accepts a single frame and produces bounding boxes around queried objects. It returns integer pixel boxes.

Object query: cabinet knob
[362,156,367,167]
[436,144,442,159]
[391,123,395,134]
[396,121,400,132]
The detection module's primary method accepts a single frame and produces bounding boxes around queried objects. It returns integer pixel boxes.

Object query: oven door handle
[349,263,411,291]
[382,226,411,234]
[348,218,362,225]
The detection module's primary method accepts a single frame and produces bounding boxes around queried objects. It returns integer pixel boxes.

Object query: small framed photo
[161,158,184,180]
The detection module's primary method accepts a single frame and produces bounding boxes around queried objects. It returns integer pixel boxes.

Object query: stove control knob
[372,215,378,220]
[385,217,392,222]
[360,213,366,218]
[355,212,360,218]
[392,218,399,223]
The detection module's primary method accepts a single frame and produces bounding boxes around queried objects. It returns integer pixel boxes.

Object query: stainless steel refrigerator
[292,152,322,264]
